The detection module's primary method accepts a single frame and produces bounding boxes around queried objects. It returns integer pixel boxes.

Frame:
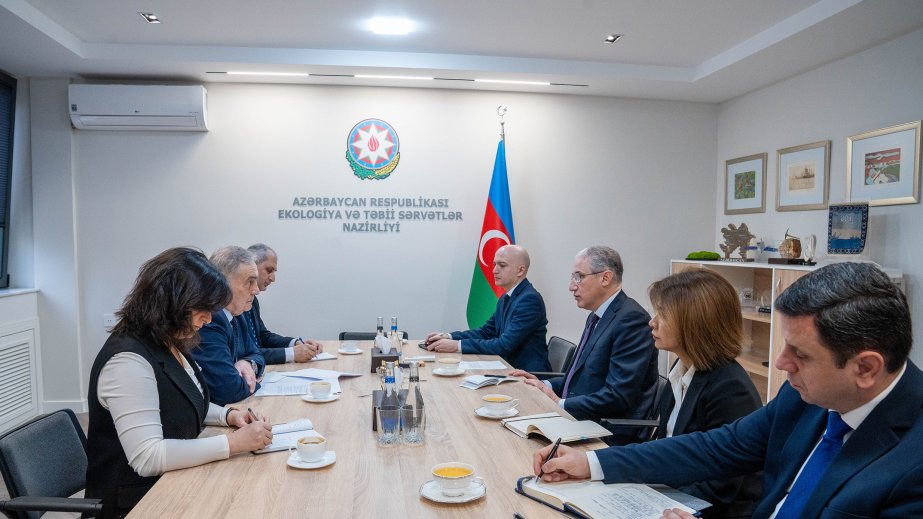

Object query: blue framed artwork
[827,202,868,254]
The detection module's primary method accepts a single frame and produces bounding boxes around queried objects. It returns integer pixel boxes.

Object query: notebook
[516,476,709,519]
[253,418,316,454]
[459,374,518,390]
[501,413,610,442]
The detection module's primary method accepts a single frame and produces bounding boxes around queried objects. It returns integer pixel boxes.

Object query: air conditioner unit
[68,84,208,131]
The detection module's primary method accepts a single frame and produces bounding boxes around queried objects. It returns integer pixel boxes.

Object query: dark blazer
[244,296,296,365]
[86,333,208,517]
[548,291,659,444]
[451,278,551,372]
[192,310,265,405]
[596,361,923,519]
[658,360,762,518]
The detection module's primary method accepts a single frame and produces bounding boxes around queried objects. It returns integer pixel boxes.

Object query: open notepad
[501,413,611,442]
[516,476,709,519]
[459,374,518,390]
[253,418,316,454]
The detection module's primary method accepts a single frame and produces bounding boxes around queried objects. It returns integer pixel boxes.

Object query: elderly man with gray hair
[245,244,322,364]
[192,246,266,405]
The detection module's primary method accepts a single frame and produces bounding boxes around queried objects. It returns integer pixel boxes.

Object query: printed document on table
[310,352,337,361]
[458,360,507,370]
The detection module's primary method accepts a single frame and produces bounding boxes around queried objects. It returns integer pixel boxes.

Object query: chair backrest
[649,374,670,420]
[546,336,577,373]
[338,331,408,341]
[0,409,88,519]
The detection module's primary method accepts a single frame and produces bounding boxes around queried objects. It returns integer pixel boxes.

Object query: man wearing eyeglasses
[511,245,659,445]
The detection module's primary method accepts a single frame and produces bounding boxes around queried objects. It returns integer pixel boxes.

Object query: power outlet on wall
[103,313,117,331]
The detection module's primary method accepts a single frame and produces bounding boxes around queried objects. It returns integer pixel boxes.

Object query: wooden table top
[128,340,606,518]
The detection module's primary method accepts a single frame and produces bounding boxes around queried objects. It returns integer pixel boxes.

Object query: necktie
[229,317,240,354]
[775,411,852,519]
[561,312,600,398]
[244,311,260,347]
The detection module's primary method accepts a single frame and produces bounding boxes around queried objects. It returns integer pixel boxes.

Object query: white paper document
[310,352,337,361]
[458,360,507,370]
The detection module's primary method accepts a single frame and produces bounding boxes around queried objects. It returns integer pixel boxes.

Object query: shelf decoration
[725,153,767,215]
[719,222,755,262]
[846,120,921,206]
[827,202,869,254]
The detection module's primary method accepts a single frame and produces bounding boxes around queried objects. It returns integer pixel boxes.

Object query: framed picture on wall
[846,120,921,206]
[776,140,830,211]
[725,153,767,215]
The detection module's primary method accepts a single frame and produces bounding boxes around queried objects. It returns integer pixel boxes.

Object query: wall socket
[103,313,117,331]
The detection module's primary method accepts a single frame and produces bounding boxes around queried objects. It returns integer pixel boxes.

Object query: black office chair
[601,374,670,442]
[0,409,103,519]
[532,336,577,380]
[339,331,408,341]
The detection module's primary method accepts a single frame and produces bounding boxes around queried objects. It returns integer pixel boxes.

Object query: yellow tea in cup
[433,466,473,478]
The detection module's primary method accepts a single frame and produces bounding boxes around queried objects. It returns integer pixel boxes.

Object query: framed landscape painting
[846,121,921,206]
[776,140,830,211]
[725,153,767,215]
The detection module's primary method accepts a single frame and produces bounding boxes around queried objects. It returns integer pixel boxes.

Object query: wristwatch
[248,359,258,372]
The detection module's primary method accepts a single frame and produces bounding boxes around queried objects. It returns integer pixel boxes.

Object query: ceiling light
[139,12,161,24]
[604,34,623,43]
[368,17,414,35]
[474,79,551,86]
[226,71,311,77]
[355,74,433,81]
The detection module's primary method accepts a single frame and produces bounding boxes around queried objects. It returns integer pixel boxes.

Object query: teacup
[482,394,519,414]
[431,462,483,497]
[309,381,332,399]
[341,341,360,352]
[291,435,326,462]
[436,358,461,371]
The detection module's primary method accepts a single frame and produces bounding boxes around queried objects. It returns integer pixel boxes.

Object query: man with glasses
[424,244,551,372]
[511,246,658,444]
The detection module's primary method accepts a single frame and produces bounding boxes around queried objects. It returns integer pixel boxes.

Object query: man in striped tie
[532,262,923,519]
[512,246,659,445]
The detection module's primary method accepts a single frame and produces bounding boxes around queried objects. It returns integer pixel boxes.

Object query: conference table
[128,340,607,518]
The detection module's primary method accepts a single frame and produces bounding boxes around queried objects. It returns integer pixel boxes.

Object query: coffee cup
[431,462,483,497]
[291,435,326,462]
[482,394,519,413]
[309,381,331,399]
[437,358,461,371]
[341,341,360,352]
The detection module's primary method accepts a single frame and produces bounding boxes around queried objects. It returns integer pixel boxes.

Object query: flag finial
[497,105,508,140]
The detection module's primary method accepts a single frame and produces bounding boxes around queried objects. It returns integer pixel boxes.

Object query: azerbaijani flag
[466,139,515,328]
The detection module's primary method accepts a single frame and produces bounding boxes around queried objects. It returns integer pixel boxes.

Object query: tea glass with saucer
[420,462,486,502]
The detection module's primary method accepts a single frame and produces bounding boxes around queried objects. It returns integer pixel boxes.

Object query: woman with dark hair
[647,268,762,518]
[85,247,273,517]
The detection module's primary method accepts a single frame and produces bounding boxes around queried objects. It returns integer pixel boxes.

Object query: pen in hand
[537,437,563,480]
[247,407,261,423]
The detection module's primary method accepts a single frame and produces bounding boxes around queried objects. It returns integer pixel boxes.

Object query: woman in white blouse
[85,247,273,517]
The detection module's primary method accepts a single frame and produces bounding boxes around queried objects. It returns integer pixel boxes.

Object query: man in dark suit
[425,245,551,372]
[244,244,322,364]
[192,246,266,406]
[533,262,923,519]
[512,246,659,444]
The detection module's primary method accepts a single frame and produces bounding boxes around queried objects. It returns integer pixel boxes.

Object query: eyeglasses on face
[570,271,606,284]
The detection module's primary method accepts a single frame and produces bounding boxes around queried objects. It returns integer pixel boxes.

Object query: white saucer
[474,406,519,419]
[287,451,336,469]
[337,348,363,355]
[419,479,486,503]
[301,393,340,403]
[432,367,465,377]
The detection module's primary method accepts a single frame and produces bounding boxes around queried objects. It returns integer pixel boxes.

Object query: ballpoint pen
[537,437,562,479]
[247,407,260,422]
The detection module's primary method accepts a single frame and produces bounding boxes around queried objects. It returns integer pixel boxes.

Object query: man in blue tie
[532,262,923,519]
[511,246,659,444]
[424,244,551,372]
[192,246,266,405]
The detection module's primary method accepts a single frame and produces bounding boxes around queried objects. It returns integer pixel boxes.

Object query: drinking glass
[376,406,400,446]
[400,405,425,445]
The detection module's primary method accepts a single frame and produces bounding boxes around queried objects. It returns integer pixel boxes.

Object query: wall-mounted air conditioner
[68,84,208,131]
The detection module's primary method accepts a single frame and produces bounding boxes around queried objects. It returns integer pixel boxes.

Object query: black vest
[85,334,209,518]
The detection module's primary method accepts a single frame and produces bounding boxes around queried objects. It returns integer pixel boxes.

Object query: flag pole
[497,105,507,141]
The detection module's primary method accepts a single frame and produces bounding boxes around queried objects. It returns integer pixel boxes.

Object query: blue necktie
[775,411,852,519]
[561,313,599,398]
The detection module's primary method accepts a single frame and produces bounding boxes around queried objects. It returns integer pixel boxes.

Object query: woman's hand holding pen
[532,444,591,482]
[227,407,273,455]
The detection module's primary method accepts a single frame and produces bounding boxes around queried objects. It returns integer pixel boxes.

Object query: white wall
[51,84,716,398]
[716,27,923,365]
